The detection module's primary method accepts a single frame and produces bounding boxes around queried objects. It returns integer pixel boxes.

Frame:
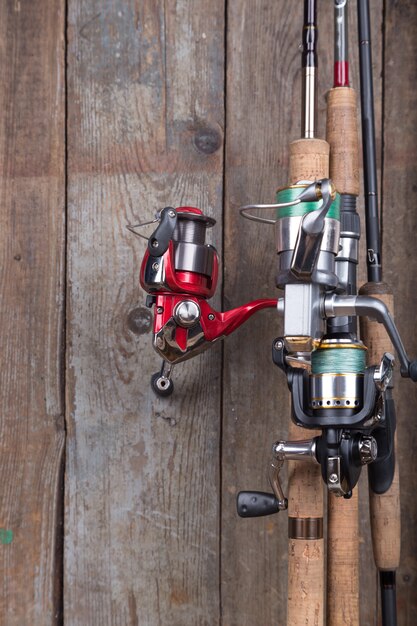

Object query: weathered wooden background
[0,0,416,624]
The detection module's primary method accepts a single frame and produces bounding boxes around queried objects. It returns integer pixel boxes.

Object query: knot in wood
[193,125,222,154]
[127,307,152,335]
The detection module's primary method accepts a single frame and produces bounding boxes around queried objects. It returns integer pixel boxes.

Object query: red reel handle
[151,294,277,364]
[199,298,277,341]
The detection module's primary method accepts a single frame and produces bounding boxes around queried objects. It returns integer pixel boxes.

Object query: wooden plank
[382,2,417,624]
[222,1,382,624]
[0,1,66,624]
[222,3,301,624]
[64,1,224,624]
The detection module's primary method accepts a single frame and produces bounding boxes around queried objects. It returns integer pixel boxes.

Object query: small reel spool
[238,179,341,288]
[139,206,219,298]
[309,336,367,413]
[172,208,217,290]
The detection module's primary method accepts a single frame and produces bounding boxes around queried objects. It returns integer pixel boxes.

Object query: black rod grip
[380,571,397,626]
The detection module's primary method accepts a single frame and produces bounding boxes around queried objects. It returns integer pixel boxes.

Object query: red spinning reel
[134,206,277,395]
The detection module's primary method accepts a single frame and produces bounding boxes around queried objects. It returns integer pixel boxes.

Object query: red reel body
[140,206,218,298]
[140,240,219,299]
[137,206,277,367]
[151,293,277,364]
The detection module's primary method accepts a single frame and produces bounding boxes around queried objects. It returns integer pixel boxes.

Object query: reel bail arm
[325,294,417,380]
[291,179,337,278]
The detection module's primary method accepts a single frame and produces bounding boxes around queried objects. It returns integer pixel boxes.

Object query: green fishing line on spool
[276,186,341,220]
[311,345,366,375]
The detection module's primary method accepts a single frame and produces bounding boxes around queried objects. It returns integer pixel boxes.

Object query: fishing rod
[286,1,326,621]
[326,1,361,622]
[357,1,400,624]
[130,1,415,623]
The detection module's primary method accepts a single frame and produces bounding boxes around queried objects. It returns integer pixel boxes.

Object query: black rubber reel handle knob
[408,360,417,382]
[237,491,280,518]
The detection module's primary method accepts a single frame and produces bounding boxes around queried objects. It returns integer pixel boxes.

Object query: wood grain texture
[2,0,415,623]
[382,1,417,622]
[64,1,224,624]
[222,2,298,623]
[222,2,329,624]
[0,1,66,624]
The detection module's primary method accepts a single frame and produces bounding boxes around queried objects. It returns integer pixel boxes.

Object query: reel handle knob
[408,360,417,382]
[151,372,174,397]
[236,491,281,518]
[150,361,175,397]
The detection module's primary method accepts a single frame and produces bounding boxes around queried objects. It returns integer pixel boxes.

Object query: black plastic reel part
[368,391,396,494]
[315,428,363,493]
[148,207,177,257]
[380,571,397,626]
[151,371,174,397]
[237,491,281,518]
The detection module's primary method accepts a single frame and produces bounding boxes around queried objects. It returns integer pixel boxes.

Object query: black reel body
[272,333,394,495]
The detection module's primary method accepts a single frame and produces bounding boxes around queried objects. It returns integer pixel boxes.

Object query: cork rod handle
[359,285,401,571]
[286,140,327,626]
[325,85,360,626]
